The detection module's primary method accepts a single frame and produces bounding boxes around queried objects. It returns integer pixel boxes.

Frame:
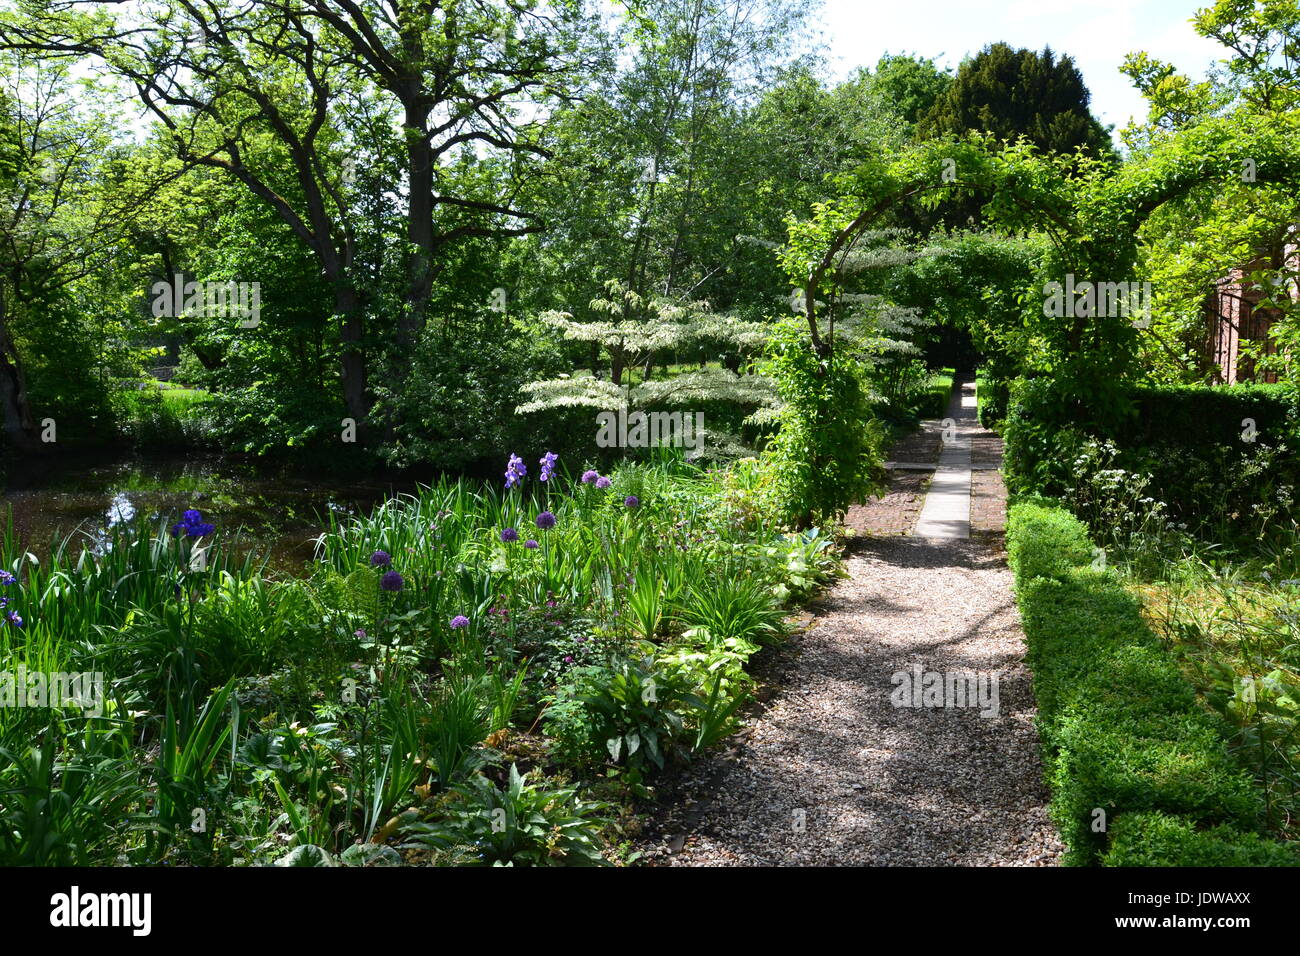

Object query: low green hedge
[1104,811,1300,867]
[1005,500,1095,581]
[1007,500,1299,866]
[914,369,955,420]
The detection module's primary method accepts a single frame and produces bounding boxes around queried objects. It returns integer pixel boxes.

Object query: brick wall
[1205,236,1298,384]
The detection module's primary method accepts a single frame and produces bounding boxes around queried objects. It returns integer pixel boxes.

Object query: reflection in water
[107,492,136,526]
[1,453,413,574]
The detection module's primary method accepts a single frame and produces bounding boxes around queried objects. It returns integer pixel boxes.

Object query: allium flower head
[369,550,391,568]
[380,570,405,592]
[624,495,640,509]
[595,475,611,489]
[535,511,557,530]
[499,527,519,543]
[581,469,599,484]
[450,614,470,629]
[504,453,527,489]
[524,539,539,549]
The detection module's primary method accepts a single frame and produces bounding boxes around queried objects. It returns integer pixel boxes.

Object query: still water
[1,453,415,574]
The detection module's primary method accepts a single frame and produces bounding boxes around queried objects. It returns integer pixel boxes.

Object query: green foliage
[909,368,954,421]
[1103,811,1299,867]
[0,728,143,866]
[761,317,885,527]
[680,574,784,647]
[403,765,610,867]
[377,317,569,472]
[1005,499,1095,583]
[545,656,697,773]
[427,671,491,789]
[116,386,218,450]
[919,42,1114,160]
[865,54,953,129]
[1145,560,1300,836]
[517,279,778,459]
[0,448,838,865]
[1004,377,1299,539]
[1007,500,1295,866]
[975,369,1007,428]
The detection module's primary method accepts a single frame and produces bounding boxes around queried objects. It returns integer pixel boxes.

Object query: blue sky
[815,0,1227,134]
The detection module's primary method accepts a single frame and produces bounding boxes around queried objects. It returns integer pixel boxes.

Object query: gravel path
[638,536,1064,866]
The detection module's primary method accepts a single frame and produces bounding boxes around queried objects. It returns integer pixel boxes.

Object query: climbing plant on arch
[780,114,1300,412]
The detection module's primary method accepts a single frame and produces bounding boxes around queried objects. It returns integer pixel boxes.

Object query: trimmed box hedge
[1103,811,1300,867]
[1007,500,1299,866]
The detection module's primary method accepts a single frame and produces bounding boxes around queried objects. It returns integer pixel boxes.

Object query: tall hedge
[1002,378,1299,527]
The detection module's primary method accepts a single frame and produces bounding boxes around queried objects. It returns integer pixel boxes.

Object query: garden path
[636,378,1063,865]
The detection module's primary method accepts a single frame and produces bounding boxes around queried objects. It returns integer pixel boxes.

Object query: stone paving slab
[914,379,976,540]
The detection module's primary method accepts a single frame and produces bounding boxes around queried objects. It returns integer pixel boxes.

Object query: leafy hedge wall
[975,370,1008,429]
[1006,500,1299,866]
[1003,378,1299,528]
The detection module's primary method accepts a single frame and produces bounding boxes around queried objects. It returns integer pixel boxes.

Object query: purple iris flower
[504,454,527,489]
[171,508,215,538]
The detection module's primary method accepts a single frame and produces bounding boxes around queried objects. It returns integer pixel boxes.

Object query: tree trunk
[403,106,434,349]
[336,283,369,430]
[0,288,38,452]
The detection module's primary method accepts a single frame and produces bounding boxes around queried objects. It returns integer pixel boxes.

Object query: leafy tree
[920,43,1114,160]
[863,53,953,130]
[0,53,173,450]
[512,0,816,351]
[1123,0,1300,391]
[516,278,776,457]
[0,0,600,436]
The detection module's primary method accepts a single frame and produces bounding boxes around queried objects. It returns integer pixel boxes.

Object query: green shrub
[1005,500,1093,582]
[976,371,1007,428]
[116,384,217,449]
[761,317,886,527]
[912,368,955,420]
[1103,812,1300,867]
[1003,377,1299,537]
[402,764,610,866]
[544,656,698,774]
[1008,500,1295,865]
[680,575,784,647]
[374,317,572,473]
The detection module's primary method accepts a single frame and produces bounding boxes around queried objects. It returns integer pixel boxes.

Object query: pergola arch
[797,118,1300,379]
